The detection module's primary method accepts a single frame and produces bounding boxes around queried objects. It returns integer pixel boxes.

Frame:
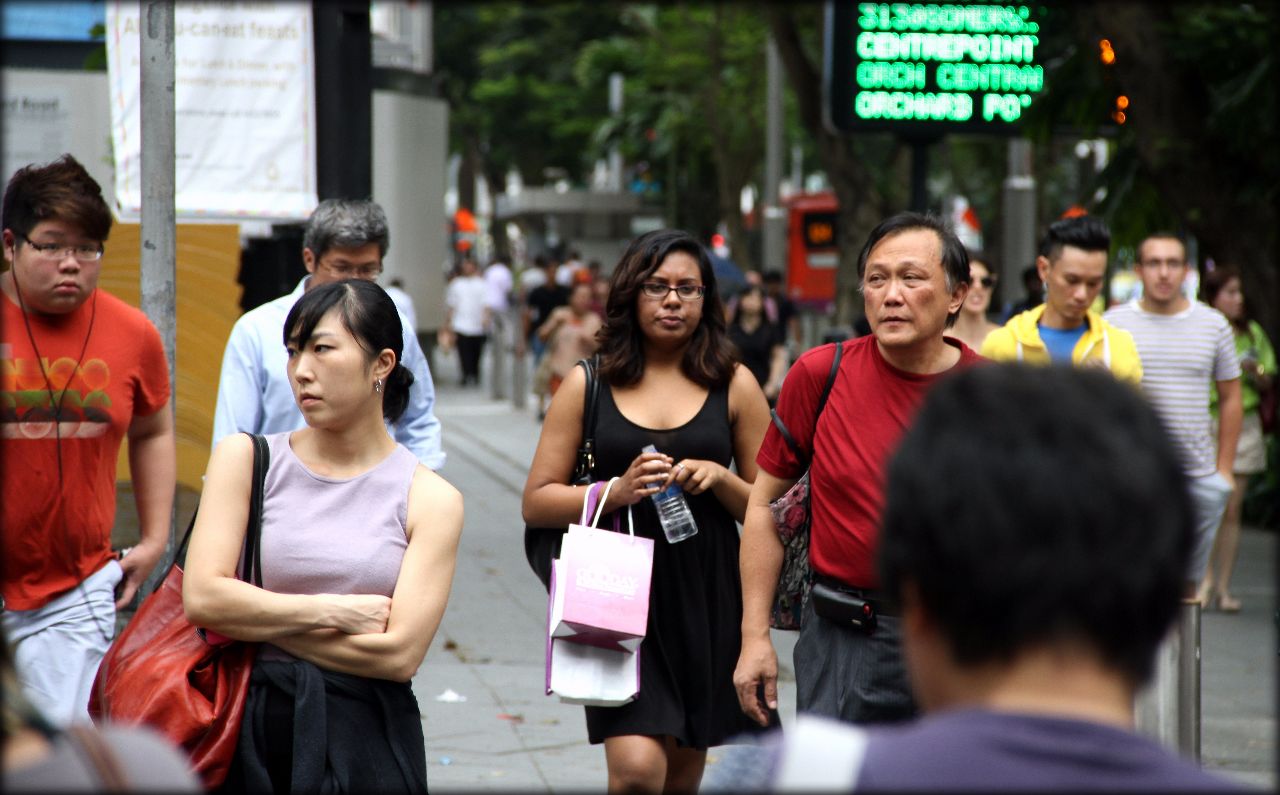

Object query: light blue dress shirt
[212,278,446,468]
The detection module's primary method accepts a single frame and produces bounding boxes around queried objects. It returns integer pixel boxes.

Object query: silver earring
[374,379,383,394]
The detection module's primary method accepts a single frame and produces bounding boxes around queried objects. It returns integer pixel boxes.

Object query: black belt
[813,574,900,617]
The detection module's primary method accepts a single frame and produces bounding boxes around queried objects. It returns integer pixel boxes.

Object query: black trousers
[455,333,486,384]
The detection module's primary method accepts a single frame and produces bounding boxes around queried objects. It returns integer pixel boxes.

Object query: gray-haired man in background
[213,199,445,468]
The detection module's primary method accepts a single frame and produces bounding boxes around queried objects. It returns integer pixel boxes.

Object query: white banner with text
[106,1,318,221]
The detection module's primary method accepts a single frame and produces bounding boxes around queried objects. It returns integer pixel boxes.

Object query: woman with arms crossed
[523,230,772,793]
[184,279,463,793]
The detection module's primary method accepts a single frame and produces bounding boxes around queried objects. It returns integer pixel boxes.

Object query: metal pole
[313,0,373,200]
[489,312,507,401]
[909,138,930,213]
[608,73,624,193]
[1001,138,1037,317]
[1134,599,1201,762]
[139,0,176,594]
[762,37,786,273]
[512,305,528,411]
[1177,598,1201,761]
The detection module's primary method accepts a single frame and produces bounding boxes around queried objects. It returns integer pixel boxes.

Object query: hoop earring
[374,379,383,394]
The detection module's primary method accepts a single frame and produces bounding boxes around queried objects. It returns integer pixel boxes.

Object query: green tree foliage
[767,4,909,324]
[435,4,780,269]
[578,5,771,267]
[1026,2,1278,334]
[434,4,631,200]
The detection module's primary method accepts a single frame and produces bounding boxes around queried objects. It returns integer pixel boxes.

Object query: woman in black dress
[727,284,787,405]
[523,230,771,792]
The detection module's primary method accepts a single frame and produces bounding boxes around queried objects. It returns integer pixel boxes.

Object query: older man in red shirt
[734,212,984,727]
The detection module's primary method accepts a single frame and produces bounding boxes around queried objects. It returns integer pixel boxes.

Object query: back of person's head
[282,279,414,422]
[2,154,112,242]
[762,269,783,287]
[1039,214,1111,262]
[880,364,1192,686]
[302,199,390,260]
[598,228,733,388]
[856,211,970,326]
[1021,264,1040,290]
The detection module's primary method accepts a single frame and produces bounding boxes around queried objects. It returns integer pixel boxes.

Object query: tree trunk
[703,7,757,274]
[768,6,884,327]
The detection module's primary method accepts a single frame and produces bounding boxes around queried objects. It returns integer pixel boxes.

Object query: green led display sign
[824,3,1046,134]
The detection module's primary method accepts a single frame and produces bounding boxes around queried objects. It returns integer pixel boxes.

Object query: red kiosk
[785,192,840,308]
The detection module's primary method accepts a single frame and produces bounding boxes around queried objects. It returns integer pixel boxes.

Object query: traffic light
[1098,38,1115,65]
[1113,94,1129,125]
[1099,38,1127,125]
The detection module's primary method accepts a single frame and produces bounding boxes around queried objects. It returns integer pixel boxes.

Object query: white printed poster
[1,88,71,184]
[106,1,318,220]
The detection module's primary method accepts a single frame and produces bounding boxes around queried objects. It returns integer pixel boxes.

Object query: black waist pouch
[811,581,878,633]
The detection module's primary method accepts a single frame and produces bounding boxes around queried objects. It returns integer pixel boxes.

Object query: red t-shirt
[2,289,170,610]
[757,335,983,588]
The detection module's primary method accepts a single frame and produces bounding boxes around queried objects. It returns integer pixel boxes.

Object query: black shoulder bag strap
[186,434,268,644]
[571,355,601,485]
[175,432,269,588]
[771,341,844,465]
[241,433,269,587]
[526,357,602,590]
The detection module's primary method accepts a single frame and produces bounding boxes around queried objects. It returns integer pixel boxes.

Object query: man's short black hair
[1039,215,1111,261]
[879,364,1192,685]
[856,211,970,327]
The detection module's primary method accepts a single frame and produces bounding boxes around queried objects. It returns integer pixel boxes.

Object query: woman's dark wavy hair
[597,229,736,388]
[283,279,415,423]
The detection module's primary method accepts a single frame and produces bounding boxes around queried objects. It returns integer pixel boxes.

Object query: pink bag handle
[579,477,634,536]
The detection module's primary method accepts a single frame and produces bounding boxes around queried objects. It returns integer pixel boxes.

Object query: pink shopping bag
[545,556,642,706]
[548,479,653,652]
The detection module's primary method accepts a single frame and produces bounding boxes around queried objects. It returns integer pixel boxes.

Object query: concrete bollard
[512,343,528,410]
[489,313,508,401]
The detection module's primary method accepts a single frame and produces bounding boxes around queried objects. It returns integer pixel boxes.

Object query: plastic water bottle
[642,444,698,543]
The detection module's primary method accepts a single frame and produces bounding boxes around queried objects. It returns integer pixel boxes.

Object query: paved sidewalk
[109,372,1276,790]
[424,377,1276,791]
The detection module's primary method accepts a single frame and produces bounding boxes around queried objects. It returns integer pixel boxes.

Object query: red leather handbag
[90,433,268,789]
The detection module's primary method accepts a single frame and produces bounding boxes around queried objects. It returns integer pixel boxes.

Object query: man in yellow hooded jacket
[982,215,1142,384]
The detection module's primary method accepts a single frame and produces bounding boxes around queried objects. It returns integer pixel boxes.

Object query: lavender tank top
[257,432,419,658]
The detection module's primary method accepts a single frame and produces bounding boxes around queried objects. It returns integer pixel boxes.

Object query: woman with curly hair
[523,230,771,792]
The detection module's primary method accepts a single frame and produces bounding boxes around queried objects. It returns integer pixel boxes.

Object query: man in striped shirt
[1103,233,1242,596]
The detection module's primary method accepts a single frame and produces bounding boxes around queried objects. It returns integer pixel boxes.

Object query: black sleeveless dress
[585,381,764,748]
